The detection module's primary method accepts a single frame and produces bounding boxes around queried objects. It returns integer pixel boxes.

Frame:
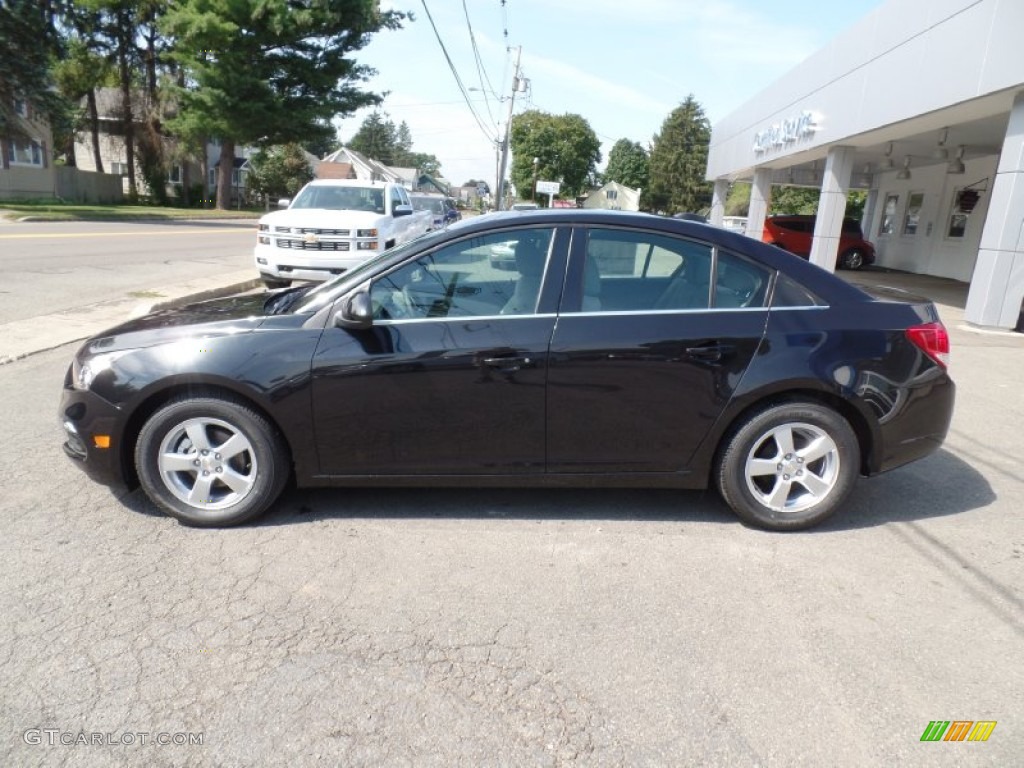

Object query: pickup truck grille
[273,227,351,236]
[276,238,351,252]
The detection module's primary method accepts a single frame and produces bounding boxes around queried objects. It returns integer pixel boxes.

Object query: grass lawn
[0,201,263,222]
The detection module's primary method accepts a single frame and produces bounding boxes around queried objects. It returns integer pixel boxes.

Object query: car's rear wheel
[135,396,289,527]
[716,402,859,531]
[262,277,291,289]
[839,248,866,270]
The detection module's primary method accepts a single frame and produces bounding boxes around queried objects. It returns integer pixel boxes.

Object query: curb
[132,278,263,317]
[0,274,264,366]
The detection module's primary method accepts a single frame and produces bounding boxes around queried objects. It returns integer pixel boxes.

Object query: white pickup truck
[254,179,433,287]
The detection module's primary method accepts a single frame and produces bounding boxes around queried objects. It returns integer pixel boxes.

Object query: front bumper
[254,243,378,283]
[59,377,129,488]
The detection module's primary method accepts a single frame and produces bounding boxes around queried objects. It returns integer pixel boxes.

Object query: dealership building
[706,0,1024,330]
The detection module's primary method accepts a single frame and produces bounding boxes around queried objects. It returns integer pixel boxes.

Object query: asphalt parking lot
[1,273,1021,766]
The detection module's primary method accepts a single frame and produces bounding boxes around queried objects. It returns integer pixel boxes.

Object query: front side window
[370,228,555,320]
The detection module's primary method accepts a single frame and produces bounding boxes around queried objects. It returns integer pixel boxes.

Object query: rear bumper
[874,375,955,473]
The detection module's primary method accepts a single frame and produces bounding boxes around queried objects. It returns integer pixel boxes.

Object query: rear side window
[580,229,713,311]
[771,273,824,307]
[714,251,771,308]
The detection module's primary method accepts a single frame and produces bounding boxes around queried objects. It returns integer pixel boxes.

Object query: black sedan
[60,210,955,531]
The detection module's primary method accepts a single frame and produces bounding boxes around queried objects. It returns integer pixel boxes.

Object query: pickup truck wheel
[135,396,289,527]
[716,402,859,531]
[262,277,291,289]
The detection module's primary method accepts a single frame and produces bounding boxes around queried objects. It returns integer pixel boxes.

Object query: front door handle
[684,344,735,362]
[482,356,533,372]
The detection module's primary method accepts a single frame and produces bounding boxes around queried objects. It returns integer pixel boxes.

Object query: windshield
[412,196,446,214]
[292,227,452,314]
[290,185,385,213]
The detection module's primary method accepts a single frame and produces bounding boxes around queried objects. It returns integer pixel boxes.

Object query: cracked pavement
[1,332,1022,766]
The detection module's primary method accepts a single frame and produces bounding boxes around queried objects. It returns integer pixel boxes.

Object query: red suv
[762,215,875,270]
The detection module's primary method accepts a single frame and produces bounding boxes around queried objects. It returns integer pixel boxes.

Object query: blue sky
[336,0,887,187]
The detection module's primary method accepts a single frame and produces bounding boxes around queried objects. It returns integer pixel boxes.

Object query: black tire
[839,248,865,270]
[262,277,291,289]
[716,402,859,531]
[135,396,289,527]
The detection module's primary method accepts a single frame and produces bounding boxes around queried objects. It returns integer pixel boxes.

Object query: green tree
[247,143,315,201]
[603,139,648,191]
[346,110,397,165]
[408,151,441,177]
[724,182,750,216]
[509,110,601,203]
[0,1,64,140]
[162,0,405,209]
[644,95,712,214]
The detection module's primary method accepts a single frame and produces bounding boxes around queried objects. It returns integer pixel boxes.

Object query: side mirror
[333,291,373,330]
[393,204,413,218]
[277,197,291,208]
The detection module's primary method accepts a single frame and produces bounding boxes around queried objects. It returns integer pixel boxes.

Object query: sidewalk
[0,270,260,365]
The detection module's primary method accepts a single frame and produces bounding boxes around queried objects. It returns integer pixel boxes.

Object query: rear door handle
[684,344,735,362]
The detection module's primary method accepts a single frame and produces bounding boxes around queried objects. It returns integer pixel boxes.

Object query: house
[1,97,55,199]
[73,88,256,204]
[319,147,404,184]
[582,181,642,211]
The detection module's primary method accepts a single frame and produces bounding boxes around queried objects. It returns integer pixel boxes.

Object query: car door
[310,225,568,475]
[546,225,771,474]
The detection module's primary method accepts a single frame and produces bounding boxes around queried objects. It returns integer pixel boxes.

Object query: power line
[420,0,498,145]
[462,0,500,132]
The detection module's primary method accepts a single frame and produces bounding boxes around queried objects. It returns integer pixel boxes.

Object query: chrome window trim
[372,313,559,325]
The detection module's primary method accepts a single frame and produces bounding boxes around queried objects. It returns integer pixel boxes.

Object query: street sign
[535,180,561,195]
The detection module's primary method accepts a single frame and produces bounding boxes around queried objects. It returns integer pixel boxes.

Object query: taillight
[906,321,950,368]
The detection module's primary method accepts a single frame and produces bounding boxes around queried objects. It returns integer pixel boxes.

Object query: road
[1,327,1021,765]
[0,220,256,324]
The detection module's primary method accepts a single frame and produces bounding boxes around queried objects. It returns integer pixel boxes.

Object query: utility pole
[495,45,522,211]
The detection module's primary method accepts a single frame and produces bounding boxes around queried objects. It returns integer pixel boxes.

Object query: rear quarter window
[771,273,824,307]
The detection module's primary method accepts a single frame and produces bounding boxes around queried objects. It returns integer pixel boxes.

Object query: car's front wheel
[262,277,291,289]
[716,402,859,531]
[839,248,866,270]
[135,396,289,527]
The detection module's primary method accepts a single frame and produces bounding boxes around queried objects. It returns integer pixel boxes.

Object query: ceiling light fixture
[897,156,912,180]
[947,145,966,175]
[882,142,895,170]
[932,127,950,159]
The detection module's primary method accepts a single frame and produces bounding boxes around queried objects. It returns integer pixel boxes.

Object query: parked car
[720,216,748,234]
[762,214,875,270]
[410,193,460,230]
[511,202,539,210]
[254,179,433,289]
[60,209,953,532]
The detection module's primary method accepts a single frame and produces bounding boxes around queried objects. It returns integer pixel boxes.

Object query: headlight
[258,223,269,231]
[72,350,134,390]
[258,235,270,244]
[357,228,378,237]
[356,241,378,250]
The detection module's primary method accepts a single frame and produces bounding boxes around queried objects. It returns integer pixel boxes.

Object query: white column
[744,168,773,239]
[810,146,855,272]
[966,90,1024,329]
[709,179,729,226]
[861,187,879,237]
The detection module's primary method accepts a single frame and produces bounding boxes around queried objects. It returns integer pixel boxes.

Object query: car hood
[260,208,385,228]
[78,292,270,356]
